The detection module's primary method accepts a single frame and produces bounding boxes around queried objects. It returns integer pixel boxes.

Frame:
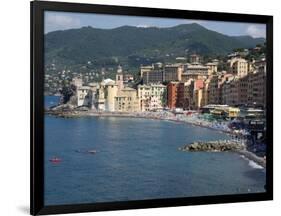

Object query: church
[74,65,140,112]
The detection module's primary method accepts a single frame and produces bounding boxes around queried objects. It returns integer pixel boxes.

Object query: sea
[44,96,266,206]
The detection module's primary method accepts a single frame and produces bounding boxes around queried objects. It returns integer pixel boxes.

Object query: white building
[138,84,166,111]
[116,65,124,92]
[77,86,92,107]
[88,82,99,110]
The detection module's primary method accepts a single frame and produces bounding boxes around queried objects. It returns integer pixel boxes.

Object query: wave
[239,155,264,169]
[248,160,264,169]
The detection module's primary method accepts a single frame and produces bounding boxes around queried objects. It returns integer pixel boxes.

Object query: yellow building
[210,106,240,118]
[115,87,140,112]
[227,57,248,78]
[105,82,118,112]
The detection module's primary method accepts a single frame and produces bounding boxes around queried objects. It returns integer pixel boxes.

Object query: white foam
[239,154,264,169]
[248,160,264,169]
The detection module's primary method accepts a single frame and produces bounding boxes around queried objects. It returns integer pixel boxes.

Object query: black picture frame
[30,1,273,215]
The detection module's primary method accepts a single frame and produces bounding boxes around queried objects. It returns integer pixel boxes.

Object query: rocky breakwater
[179,140,245,152]
[45,103,91,118]
[179,140,266,168]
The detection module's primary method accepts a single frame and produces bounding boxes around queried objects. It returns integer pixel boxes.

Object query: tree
[60,84,76,104]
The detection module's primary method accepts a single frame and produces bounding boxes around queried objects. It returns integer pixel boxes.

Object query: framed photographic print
[31,0,273,215]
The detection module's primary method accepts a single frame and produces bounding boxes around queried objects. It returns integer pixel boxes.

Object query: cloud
[182,19,205,25]
[246,25,266,38]
[45,13,81,32]
[136,24,155,28]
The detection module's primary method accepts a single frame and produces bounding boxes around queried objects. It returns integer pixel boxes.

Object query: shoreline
[46,110,235,133]
[45,110,266,169]
[234,149,266,168]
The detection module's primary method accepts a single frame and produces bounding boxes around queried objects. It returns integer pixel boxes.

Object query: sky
[45,11,266,38]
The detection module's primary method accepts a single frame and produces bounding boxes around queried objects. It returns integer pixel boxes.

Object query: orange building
[167,82,178,109]
[167,80,207,110]
[194,79,204,90]
[167,82,186,109]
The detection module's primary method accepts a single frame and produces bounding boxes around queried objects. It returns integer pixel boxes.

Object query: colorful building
[247,60,266,107]
[167,82,179,109]
[115,87,140,112]
[138,84,166,111]
[192,79,205,109]
[227,57,248,78]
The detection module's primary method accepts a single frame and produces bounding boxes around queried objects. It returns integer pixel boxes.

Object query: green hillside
[45,23,265,67]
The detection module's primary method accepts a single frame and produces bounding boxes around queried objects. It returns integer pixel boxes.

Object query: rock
[75,106,89,111]
[51,103,75,111]
[180,140,245,152]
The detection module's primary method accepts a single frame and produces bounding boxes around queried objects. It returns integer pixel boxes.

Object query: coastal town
[42,11,269,205]
[46,45,267,164]
[48,49,266,112]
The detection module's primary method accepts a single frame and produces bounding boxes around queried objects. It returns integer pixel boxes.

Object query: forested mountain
[45,23,265,66]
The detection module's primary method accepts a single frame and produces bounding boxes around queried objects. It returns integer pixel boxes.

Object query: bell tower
[116,65,124,91]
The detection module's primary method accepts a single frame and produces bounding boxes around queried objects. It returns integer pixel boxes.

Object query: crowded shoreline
[46,109,232,132]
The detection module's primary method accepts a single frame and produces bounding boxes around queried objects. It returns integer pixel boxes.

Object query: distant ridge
[45,23,265,65]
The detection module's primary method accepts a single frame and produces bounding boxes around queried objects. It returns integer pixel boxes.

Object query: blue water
[44,95,60,109]
[44,96,266,206]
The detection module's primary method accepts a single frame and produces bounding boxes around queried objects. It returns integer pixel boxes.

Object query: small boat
[49,157,62,163]
[87,150,97,154]
[75,149,97,154]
